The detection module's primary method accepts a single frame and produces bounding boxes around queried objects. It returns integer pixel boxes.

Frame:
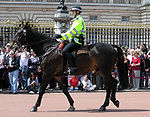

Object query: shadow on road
[38,108,150,113]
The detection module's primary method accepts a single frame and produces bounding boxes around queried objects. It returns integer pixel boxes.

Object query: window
[121,16,130,22]
[80,0,109,3]
[113,0,141,4]
[89,15,98,21]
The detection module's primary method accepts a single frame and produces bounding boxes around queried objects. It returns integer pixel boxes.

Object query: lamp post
[54,0,71,34]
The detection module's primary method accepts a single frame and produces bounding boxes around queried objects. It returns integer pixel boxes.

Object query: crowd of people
[0,43,41,94]
[124,44,150,90]
[0,43,150,94]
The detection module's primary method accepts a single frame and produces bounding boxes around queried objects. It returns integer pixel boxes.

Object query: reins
[26,38,52,47]
[42,42,60,58]
[30,42,60,59]
[25,37,59,58]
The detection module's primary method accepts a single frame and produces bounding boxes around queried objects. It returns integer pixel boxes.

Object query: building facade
[0,0,146,22]
[0,0,150,48]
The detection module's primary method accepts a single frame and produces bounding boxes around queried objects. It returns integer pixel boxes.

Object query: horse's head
[12,22,59,55]
[12,22,30,47]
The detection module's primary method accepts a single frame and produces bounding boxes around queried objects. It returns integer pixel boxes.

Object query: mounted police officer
[55,5,86,75]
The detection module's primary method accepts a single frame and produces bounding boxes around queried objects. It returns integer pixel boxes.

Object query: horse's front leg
[30,74,50,112]
[99,87,111,111]
[56,77,75,111]
[110,79,119,108]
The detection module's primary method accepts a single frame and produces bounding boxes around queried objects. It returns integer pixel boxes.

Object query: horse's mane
[28,27,52,42]
[20,26,58,57]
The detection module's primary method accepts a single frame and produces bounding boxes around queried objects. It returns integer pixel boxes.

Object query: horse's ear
[26,21,29,26]
[24,22,29,29]
[19,21,24,28]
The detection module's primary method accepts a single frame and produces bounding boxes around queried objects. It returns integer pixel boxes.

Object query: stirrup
[64,67,77,75]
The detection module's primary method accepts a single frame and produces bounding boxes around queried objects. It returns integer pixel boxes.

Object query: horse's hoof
[67,106,75,111]
[30,106,37,112]
[114,100,119,108]
[98,106,106,111]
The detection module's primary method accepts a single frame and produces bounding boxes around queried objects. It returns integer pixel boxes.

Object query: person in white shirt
[5,50,19,94]
[0,50,4,91]
[2,43,11,91]
[127,48,134,89]
[81,75,96,91]
[0,52,4,69]
[1,47,5,55]
[3,43,11,61]
[16,45,29,90]
[127,49,134,63]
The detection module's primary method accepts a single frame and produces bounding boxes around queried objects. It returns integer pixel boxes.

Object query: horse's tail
[112,45,129,89]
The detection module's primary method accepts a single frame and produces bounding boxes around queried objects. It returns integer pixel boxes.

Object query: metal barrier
[0,20,54,47]
[0,20,150,49]
[86,22,150,48]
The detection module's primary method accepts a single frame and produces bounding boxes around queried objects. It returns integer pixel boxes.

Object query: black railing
[0,21,150,49]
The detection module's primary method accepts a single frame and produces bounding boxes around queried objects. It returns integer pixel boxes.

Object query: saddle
[43,42,95,59]
[57,43,95,58]
[59,44,95,75]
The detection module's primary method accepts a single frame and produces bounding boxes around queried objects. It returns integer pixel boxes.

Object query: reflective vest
[61,15,86,45]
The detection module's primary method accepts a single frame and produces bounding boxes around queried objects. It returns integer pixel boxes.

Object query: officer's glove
[54,34,62,39]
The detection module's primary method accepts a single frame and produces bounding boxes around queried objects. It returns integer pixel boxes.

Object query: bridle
[13,27,60,58]
[14,28,55,47]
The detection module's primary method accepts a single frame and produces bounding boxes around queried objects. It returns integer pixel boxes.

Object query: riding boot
[64,52,77,75]
[63,58,67,72]
[62,54,68,75]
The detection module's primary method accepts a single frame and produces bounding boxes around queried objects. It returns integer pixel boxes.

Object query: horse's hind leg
[99,87,111,111]
[30,73,50,112]
[110,78,119,108]
[56,77,75,111]
[98,73,112,111]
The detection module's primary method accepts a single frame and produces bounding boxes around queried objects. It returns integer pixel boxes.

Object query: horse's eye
[23,30,27,33]
[18,30,22,33]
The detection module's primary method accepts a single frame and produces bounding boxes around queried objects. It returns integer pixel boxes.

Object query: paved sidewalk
[0,92,150,117]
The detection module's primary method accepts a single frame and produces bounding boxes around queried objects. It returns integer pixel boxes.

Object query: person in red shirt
[69,75,79,91]
[131,50,141,90]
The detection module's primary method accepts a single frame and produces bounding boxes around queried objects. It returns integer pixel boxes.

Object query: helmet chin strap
[74,10,78,18]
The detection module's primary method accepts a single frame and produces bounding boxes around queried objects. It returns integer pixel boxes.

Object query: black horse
[12,24,128,112]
